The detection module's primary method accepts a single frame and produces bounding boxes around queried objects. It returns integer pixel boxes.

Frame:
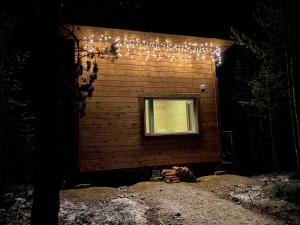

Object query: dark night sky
[62,0,255,39]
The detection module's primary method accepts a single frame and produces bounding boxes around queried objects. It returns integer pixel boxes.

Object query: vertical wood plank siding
[72,26,230,172]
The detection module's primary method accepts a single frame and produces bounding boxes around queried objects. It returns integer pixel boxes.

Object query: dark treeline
[219,0,300,174]
[0,7,37,187]
[0,1,120,224]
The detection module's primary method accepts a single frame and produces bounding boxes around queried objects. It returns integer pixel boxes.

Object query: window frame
[143,97,199,136]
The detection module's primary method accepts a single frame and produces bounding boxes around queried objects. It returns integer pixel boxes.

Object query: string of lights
[82,35,223,66]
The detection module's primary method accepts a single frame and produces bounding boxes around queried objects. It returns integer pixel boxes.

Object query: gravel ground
[2,174,298,225]
[196,174,300,225]
[59,176,289,225]
[128,182,284,225]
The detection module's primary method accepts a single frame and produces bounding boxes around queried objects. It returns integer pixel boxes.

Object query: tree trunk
[286,52,300,170]
[30,1,62,225]
[0,60,3,189]
[264,71,277,169]
[286,6,300,169]
[289,55,300,169]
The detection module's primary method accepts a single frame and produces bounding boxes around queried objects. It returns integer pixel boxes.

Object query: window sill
[144,131,199,137]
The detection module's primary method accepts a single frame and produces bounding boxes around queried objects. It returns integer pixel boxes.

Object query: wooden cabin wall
[72,26,223,172]
[79,50,220,171]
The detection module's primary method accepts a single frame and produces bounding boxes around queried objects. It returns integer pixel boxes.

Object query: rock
[151,169,161,178]
[1,193,15,207]
[215,170,226,175]
[175,212,181,217]
[165,178,180,183]
[176,166,197,182]
[117,186,128,191]
[150,177,163,182]
[75,183,91,189]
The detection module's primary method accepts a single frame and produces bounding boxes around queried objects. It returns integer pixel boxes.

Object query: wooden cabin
[71,25,233,172]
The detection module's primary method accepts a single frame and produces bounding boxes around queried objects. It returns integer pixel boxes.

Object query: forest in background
[219,0,300,174]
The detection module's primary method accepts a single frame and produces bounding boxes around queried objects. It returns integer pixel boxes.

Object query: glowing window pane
[144,98,198,135]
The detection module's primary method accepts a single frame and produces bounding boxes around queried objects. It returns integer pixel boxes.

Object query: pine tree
[231,0,300,170]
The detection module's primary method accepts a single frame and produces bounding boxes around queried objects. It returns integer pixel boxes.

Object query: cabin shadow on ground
[64,164,221,188]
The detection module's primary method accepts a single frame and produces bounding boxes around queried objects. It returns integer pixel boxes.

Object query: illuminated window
[144,98,198,135]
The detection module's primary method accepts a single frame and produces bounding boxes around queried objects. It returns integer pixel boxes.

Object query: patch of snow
[59,195,148,225]
[257,174,290,183]
[0,186,33,225]
[111,198,148,225]
[228,185,263,204]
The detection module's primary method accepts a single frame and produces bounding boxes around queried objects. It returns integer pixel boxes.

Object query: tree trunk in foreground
[30,1,62,225]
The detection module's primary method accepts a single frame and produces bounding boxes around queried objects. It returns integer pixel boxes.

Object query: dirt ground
[59,174,300,225]
[1,174,299,225]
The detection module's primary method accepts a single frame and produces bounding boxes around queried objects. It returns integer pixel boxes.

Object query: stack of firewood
[161,166,197,183]
[161,167,180,183]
